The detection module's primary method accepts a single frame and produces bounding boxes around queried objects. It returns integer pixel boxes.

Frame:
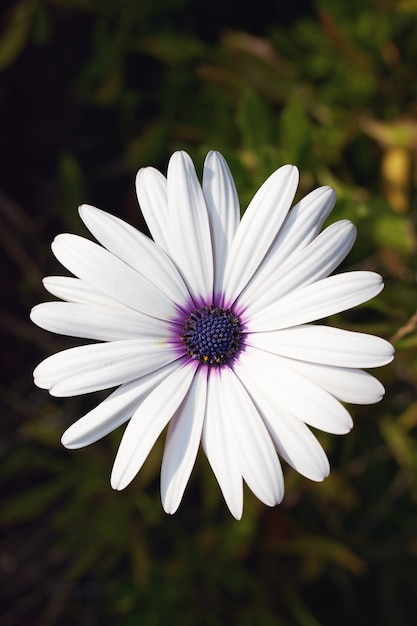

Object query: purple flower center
[180,305,242,366]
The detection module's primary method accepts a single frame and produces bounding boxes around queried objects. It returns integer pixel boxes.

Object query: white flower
[31,151,394,519]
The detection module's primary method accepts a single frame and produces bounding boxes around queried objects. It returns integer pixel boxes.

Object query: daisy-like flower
[31,151,394,519]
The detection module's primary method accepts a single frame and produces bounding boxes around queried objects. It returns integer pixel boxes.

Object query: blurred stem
[390,309,417,344]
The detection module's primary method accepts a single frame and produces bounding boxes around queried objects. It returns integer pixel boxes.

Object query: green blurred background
[1,0,416,624]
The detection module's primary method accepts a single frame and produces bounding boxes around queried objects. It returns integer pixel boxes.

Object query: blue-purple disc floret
[178,304,243,366]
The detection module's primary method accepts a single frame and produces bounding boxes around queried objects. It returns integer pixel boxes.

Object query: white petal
[52,234,176,320]
[167,151,213,302]
[234,346,353,434]
[267,411,330,482]
[274,357,386,405]
[30,302,172,341]
[62,361,179,448]
[221,366,284,506]
[111,360,198,490]
[202,151,240,295]
[202,369,243,519]
[232,354,330,481]
[232,357,330,481]
[33,339,178,396]
[222,165,299,304]
[240,376,330,481]
[238,186,336,304]
[135,167,171,253]
[79,204,190,308]
[161,367,208,514]
[43,276,126,308]
[247,325,394,368]
[240,219,357,313]
[248,271,384,331]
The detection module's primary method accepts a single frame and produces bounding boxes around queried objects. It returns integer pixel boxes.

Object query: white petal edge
[237,186,336,305]
[52,234,176,320]
[239,219,357,314]
[202,369,243,519]
[161,366,208,514]
[247,325,394,368]
[221,366,284,506]
[266,410,330,482]
[240,373,330,481]
[272,357,386,405]
[167,151,213,303]
[135,167,171,254]
[202,151,240,295]
[111,359,198,490]
[62,361,180,448]
[234,346,353,435]
[30,302,172,341]
[247,271,384,331]
[79,204,190,309]
[33,339,179,397]
[222,164,299,304]
[43,276,127,309]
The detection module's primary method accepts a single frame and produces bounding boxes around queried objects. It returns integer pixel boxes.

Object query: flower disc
[181,305,242,366]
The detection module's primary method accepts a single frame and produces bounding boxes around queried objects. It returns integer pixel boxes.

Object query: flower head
[31,151,394,519]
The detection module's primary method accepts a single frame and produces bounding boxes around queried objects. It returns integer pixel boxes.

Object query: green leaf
[373,214,416,254]
[3,478,71,523]
[0,1,33,71]
[380,416,417,472]
[272,535,366,575]
[125,120,168,171]
[279,91,310,163]
[236,90,275,152]
[57,151,86,225]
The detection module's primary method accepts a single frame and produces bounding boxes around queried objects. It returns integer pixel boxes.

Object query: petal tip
[322,185,336,197]
[61,421,91,449]
[162,498,180,515]
[29,306,38,324]
[110,471,123,491]
[277,163,299,183]
[78,203,98,221]
[135,166,147,184]
[289,163,300,178]
[110,462,135,491]
[170,150,191,167]
[61,431,77,450]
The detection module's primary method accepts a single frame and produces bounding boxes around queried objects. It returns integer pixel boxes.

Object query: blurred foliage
[1,0,417,624]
